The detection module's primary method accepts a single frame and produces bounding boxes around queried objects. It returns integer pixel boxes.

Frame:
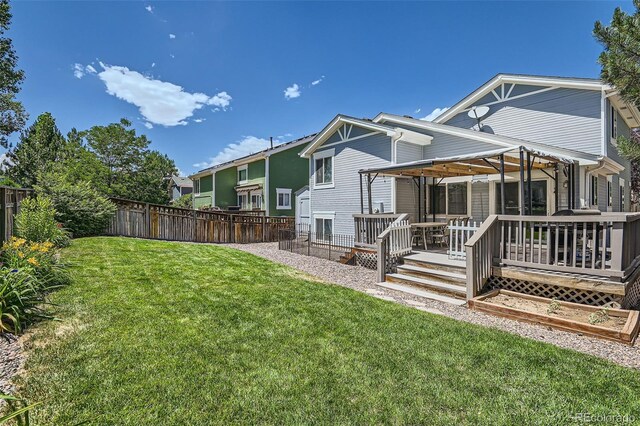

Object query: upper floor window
[611,106,618,140]
[193,178,200,194]
[620,178,626,211]
[314,149,334,187]
[237,165,248,183]
[591,175,598,206]
[607,176,613,208]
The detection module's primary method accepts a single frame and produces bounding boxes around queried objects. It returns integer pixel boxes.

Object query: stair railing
[376,213,412,282]
[465,215,499,300]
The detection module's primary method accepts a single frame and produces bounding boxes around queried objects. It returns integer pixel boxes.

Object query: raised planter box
[469,289,640,345]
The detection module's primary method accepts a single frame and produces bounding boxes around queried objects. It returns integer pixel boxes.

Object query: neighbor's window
[620,178,626,211]
[591,175,598,206]
[193,178,200,194]
[314,151,334,186]
[237,193,248,209]
[250,191,262,210]
[276,188,292,210]
[607,177,613,207]
[237,165,248,183]
[611,106,618,140]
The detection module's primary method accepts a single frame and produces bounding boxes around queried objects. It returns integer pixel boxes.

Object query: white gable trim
[300,115,397,158]
[432,74,606,124]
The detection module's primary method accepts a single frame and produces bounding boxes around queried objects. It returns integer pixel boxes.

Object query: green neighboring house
[189,134,315,216]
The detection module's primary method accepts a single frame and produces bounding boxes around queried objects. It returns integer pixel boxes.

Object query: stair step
[402,255,465,273]
[396,264,466,283]
[377,282,467,306]
[386,273,466,297]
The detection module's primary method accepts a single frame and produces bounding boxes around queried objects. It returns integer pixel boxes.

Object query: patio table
[411,222,446,251]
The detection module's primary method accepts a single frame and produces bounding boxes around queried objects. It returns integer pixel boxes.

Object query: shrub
[0,268,54,334]
[2,237,69,289]
[14,197,69,247]
[36,177,116,238]
[172,193,193,209]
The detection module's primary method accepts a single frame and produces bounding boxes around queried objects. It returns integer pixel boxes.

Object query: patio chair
[411,227,426,250]
[430,224,449,248]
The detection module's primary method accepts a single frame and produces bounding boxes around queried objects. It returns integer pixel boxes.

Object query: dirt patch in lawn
[490,293,627,331]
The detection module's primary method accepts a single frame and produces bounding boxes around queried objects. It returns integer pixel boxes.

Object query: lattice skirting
[484,276,622,308]
[354,251,398,272]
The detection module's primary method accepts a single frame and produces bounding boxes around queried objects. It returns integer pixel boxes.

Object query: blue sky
[7,1,631,175]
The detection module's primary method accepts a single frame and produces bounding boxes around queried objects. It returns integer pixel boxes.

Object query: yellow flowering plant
[1,237,68,289]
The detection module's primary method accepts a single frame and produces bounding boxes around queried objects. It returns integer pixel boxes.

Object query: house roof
[428,73,640,128]
[190,133,317,179]
[299,114,434,158]
[373,113,601,166]
[171,175,193,187]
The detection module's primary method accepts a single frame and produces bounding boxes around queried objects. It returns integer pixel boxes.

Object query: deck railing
[376,214,412,282]
[353,213,401,247]
[449,219,481,259]
[465,213,640,299]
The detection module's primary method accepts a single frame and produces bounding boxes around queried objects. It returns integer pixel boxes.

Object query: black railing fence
[278,223,355,263]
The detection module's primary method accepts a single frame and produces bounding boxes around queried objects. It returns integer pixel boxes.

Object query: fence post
[192,208,197,242]
[307,229,311,256]
[230,213,234,243]
[145,203,151,239]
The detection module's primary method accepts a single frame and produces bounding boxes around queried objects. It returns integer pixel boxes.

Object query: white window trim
[313,212,335,242]
[276,188,292,210]
[237,193,248,209]
[249,189,263,210]
[590,173,599,207]
[607,175,613,210]
[237,164,248,184]
[620,178,626,212]
[193,178,201,195]
[490,177,552,215]
[611,106,618,146]
[313,148,335,189]
[429,182,470,217]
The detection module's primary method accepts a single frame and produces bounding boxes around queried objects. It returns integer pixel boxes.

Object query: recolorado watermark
[567,412,636,423]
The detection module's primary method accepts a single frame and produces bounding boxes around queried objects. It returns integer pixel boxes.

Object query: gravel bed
[0,334,23,396]
[227,242,640,370]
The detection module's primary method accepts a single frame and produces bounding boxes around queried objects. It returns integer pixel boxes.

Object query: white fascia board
[394,128,433,145]
[433,74,605,124]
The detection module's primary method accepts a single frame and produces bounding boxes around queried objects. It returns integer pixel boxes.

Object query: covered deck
[351,145,640,312]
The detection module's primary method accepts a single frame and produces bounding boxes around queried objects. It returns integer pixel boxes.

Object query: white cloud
[194,136,280,168]
[169,33,176,39]
[93,62,232,126]
[144,122,153,129]
[73,63,85,79]
[208,91,232,109]
[421,107,449,122]
[151,62,156,68]
[170,54,175,59]
[0,152,9,171]
[311,75,325,86]
[85,64,97,74]
[193,118,206,123]
[145,5,153,13]
[284,83,300,100]
[414,108,421,114]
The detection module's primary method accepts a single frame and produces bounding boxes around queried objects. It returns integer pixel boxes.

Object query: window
[237,193,248,209]
[495,181,547,215]
[620,178,626,211]
[315,217,333,242]
[250,190,262,210]
[237,165,248,183]
[193,178,200,194]
[448,183,467,215]
[607,176,613,208]
[429,182,467,215]
[314,149,334,187]
[591,175,598,206]
[276,188,292,210]
[611,106,618,140]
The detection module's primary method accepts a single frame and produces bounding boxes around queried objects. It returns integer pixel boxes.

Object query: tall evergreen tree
[5,112,65,187]
[0,0,26,149]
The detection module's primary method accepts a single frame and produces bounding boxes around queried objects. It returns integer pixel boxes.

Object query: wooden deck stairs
[378,252,467,306]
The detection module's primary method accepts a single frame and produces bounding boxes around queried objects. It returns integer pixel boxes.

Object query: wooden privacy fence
[0,186,34,242]
[105,198,294,244]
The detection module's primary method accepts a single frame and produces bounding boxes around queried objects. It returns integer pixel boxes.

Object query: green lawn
[16,237,640,425]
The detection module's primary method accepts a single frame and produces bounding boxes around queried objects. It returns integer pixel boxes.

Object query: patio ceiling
[358,146,574,179]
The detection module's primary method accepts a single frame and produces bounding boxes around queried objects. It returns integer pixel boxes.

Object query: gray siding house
[300,74,640,237]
